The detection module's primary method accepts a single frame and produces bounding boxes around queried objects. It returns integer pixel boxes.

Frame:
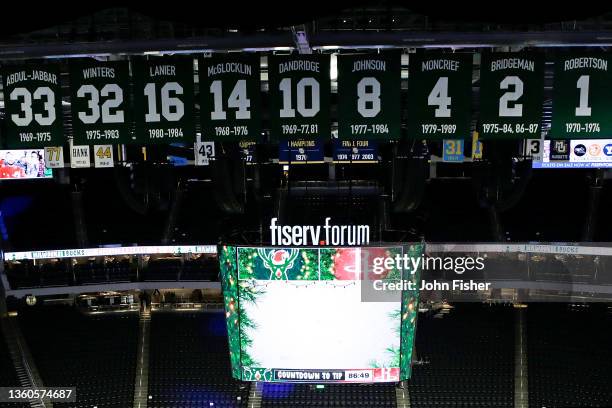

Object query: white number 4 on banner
[44,147,64,168]
[94,145,114,168]
[195,140,215,166]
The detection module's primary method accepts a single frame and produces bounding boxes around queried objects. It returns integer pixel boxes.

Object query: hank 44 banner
[199,54,261,142]
[267,54,330,141]
[550,54,612,139]
[70,60,134,145]
[2,64,63,148]
[132,57,195,144]
[337,52,401,140]
[478,52,544,139]
[406,53,473,140]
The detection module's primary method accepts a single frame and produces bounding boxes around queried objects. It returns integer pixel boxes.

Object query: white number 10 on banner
[195,139,215,166]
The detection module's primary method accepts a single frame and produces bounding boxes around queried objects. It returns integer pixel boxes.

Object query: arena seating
[5,261,41,289]
[528,303,612,407]
[408,303,514,408]
[180,257,220,281]
[5,261,70,288]
[148,311,249,408]
[18,305,138,408]
[7,300,612,408]
[146,258,183,281]
[74,259,133,285]
[0,325,28,407]
[0,325,18,387]
[143,257,219,281]
[261,383,397,407]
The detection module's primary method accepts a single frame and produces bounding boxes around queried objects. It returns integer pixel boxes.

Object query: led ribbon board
[219,244,423,383]
[4,245,217,261]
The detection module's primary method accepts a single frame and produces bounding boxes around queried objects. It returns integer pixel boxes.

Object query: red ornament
[332,248,395,280]
[272,250,290,264]
[332,248,359,280]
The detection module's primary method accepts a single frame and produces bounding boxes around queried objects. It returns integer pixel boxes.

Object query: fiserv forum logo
[269,218,370,246]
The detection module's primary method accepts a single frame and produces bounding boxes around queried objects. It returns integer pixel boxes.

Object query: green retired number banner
[133,58,195,144]
[406,53,472,140]
[267,54,330,141]
[550,54,612,139]
[70,60,133,145]
[199,54,261,142]
[337,52,401,140]
[478,53,544,139]
[1,64,64,148]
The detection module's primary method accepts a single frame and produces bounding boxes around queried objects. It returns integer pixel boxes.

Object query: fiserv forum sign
[269,217,370,246]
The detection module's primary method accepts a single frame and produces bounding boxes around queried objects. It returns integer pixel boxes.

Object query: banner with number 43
[195,139,215,166]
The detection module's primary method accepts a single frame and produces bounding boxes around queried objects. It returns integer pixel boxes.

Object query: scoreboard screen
[219,245,422,383]
[0,149,52,179]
